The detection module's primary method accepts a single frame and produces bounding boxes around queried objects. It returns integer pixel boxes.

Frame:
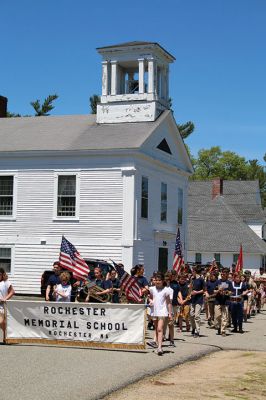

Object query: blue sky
[1,0,265,163]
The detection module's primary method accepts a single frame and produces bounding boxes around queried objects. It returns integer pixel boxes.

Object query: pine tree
[30,94,58,116]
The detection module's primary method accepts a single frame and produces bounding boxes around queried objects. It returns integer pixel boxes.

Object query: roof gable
[140,111,193,174]
[188,195,266,253]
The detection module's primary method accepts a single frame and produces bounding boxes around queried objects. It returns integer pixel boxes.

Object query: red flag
[59,236,89,280]
[172,228,184,273]
[235,245,243,273]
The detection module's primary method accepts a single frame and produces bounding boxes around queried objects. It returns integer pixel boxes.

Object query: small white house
[0,41,193,294]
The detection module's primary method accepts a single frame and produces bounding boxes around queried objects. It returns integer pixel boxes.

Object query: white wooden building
[0,41,193,294]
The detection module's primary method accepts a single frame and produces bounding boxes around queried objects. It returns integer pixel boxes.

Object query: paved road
[0,309,265,400]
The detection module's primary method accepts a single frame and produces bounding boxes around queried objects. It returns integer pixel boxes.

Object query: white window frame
[0,244,15,276]
[160,182,167,223]
[177,187,183,225]
[141,176,149,219]
[53,171,80,221]
[0,172,17,221]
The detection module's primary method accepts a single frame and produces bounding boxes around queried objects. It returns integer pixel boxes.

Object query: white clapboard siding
[0,169,123,240]
[9,244,122,294]
[0,168,124,294]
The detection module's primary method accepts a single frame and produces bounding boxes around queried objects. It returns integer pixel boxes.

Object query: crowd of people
[1,261,266,352]
[146,264,266,354]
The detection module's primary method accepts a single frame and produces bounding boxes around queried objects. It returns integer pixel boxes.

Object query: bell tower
[96,41,175,124]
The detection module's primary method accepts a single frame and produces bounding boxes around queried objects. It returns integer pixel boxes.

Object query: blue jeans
[231,302,243,329]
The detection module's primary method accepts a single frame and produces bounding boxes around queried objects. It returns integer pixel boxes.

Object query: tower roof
[97,41,175,61]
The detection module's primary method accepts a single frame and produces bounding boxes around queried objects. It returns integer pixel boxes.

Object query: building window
[214,253,220,263]
[57,175,77,217]
[161,182,167,222]
[233,254,239,264]
[177,188,183,225]
[195,253,202,264]
[0,247,12,273]
[0,176,13,216]
[141,176,148,219]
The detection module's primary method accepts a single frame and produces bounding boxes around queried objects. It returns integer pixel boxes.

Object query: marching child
[149,272,172,355]
[0,268,15,341]
[177,274,191,332]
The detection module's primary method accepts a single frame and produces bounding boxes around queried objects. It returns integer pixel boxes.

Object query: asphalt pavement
[0,308,265,400]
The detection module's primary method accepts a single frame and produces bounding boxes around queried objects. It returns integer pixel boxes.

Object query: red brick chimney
[212,178,223,199]
[0,96,8,118]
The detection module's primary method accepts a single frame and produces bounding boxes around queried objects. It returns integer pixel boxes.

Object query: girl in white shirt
[0,268,15,341]
[149,272,172,355]
[53,271,72,302]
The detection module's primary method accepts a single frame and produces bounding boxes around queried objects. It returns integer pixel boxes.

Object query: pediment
[140,112,193,174]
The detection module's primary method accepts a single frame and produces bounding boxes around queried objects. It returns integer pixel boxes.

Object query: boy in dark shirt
[190,265,205,337]
[214,268,233,336]
[177,274,191,332]
[205,272,218,327]
[85,267,112,303]
[45,262,62,301]
[230,273,248,333]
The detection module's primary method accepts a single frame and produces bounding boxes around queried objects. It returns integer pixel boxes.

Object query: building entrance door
[158,247,168,274]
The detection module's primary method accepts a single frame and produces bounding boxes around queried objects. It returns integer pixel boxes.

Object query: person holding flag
[59,236,90,301]
[172,228,184,274]
[59,236,89,281]
[113,262,142,304]
[235,245,243,273]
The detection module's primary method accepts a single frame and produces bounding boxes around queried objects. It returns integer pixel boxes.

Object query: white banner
[6,301,145,348]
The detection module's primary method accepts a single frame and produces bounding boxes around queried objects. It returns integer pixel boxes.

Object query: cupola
[96,41,175,124]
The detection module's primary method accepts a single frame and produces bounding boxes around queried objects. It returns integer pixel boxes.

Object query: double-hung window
[0,176,13,216]
[141,176,148,219]
[0,247,12,273]
[54,173,80,219]
[161,182,167,222]
[177,187,183,225]
[0,175,16,219]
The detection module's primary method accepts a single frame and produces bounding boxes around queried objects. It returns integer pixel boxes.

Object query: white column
[111,61,118,95]
[165,65,169,101]
[161,65,167,100]
[101,61,109,96]
[148,59,155,94]
[121,167,136,269]
[138,58,145,94]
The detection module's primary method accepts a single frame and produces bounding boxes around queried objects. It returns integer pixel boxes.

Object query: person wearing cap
[230,273,249,333]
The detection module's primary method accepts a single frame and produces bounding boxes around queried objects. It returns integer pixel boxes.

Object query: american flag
[113,263,142,303]
[172,228,184,273]
[59,236,89,280]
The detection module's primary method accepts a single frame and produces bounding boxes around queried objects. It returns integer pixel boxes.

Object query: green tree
[246,159,266,207]
[89,94,100,114]
[177,121,195,139]
[30,94,58,116]
[190,146,266,207]
[192,146,223,179]
[6,111,21,117]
